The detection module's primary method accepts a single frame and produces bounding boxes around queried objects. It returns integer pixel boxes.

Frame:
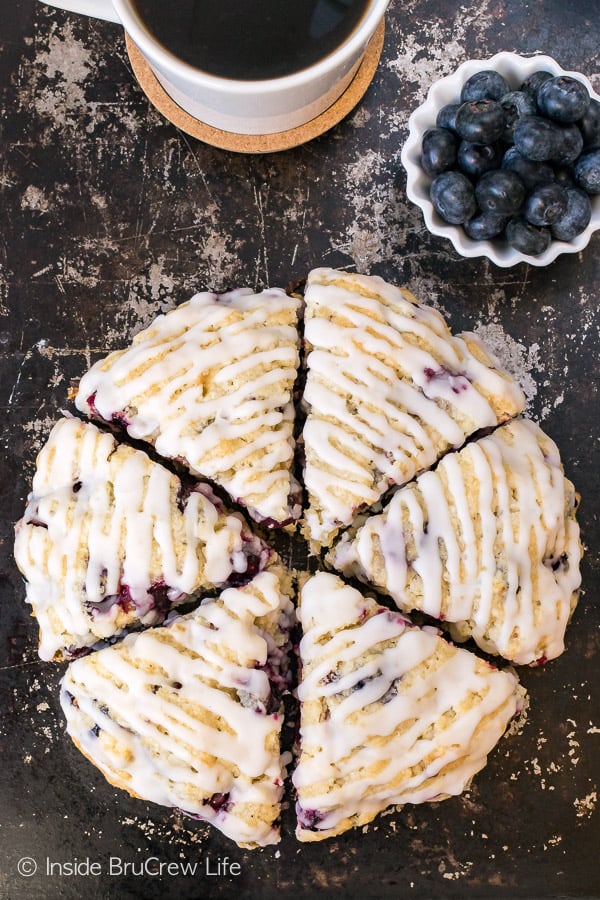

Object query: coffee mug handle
[38,1,122,24]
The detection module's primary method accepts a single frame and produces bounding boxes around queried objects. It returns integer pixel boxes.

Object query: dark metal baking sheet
[1,2,599,898]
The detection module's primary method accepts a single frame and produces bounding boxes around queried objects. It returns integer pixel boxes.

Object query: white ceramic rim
[400,51,600,268]
[114,0,390,96]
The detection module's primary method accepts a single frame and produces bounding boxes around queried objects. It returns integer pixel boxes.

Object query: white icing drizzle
[301,268,525,546]
[13,417,255,660]
[330,418,582,665]
[75,289,301,525]
[293,573,522,840]
[60,570,292,849]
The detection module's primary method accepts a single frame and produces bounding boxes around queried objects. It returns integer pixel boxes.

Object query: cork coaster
[125,20,385,153]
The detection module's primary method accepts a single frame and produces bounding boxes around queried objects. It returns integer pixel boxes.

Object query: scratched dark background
[1,1,599,898]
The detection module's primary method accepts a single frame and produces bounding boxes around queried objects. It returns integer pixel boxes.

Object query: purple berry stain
[424,366,470,395]
[111,410,132,429]
[148,581,173,617]
[204,792,231,814]
[89,583,135,616]
[86,392,99,417]
[296,803,325,831]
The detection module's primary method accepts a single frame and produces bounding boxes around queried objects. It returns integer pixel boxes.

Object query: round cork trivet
[125,20,385,153]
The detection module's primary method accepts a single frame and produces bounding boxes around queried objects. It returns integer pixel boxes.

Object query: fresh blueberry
[552,123,584,165]
[550,187,592,240]
[463,211,509,240]
[505,216,552,255]
[460,69,510,102]
[513,115,561,161]
[524,183,569,226]
[457,140,503,178]
[520,70,553,103]
[552,165,576,188]
[436,102,461,132]
[455,99,506,144]
[422,66,596,252]
[501,146,555,190]
[537,75,591,124]
[573,148,600,194]
[499,91,537,142]
[421,127,458,175]
[430,170,477,223]
[475,169,526,215]
[578,98,600,148]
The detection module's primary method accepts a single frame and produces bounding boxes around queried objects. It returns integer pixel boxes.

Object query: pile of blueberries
[421,68,600,255]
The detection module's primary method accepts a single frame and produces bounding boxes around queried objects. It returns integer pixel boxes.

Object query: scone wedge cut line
[60,569,294,849]
[329,418,582,665]
[14,417,270,661]
[293,573,525,842]
[76,288,302,529]
[301,267,526,548]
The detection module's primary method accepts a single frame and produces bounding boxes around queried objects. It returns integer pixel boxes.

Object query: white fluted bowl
[400,52,600,267]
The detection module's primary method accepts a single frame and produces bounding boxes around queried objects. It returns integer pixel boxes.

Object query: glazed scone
[75,288,302,528]
[293,573,524,842]
[301,268,526,547]
[60,569,295,849]
[329,418,582,665]
[14,417,270,661]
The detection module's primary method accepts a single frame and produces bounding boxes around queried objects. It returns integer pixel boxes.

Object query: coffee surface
[131,0,371,81]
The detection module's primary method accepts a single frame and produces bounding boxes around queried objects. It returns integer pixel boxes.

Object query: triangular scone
[329,418,582,666]
[14,417,270,661]
[293,573,524,842]
[60,569,295,849]
[75,288,302,528]
[301,268,526,547]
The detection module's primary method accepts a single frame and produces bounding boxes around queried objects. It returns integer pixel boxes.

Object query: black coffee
[131,0,372,81]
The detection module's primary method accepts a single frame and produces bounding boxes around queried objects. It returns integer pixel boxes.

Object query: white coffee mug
[38,0,389,134]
